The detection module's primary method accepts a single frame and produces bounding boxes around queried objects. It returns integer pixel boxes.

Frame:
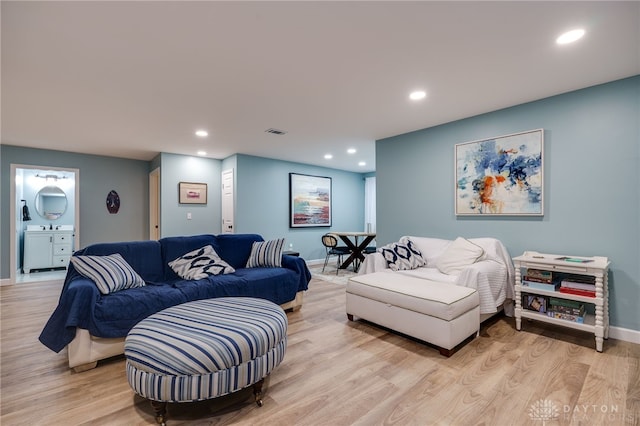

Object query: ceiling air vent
[265,128,287,135]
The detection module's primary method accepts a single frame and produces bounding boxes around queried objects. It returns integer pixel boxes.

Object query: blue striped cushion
[125,297,287,402]
[245,238,284,268]
[126,339,285,402]
[70,253,145,294]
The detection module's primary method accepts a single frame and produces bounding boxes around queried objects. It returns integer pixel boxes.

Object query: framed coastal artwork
[289,173,332,227]
[178,182,207,204]
[455,129,543,216]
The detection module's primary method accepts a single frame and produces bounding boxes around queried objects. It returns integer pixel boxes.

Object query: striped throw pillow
[245,238,285,268]
[70,253,145,294]
[168,245,235,280]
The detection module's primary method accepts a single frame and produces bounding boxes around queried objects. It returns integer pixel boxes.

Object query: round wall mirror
[35,185,68,220]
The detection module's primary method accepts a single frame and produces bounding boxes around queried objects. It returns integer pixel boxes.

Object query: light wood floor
[1,277,639,426]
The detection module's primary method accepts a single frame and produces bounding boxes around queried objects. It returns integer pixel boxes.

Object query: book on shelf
[523,295,548,313]
[559,273,594,285]
[522,280,560,291]
[554,256,593,264]
[558,287,596,298]
[549,306,585,316]
[547,310,586,323]
[523,275,554,284]
[561,280,596,291]
[550,304,585,316]
[549,297,583,309]
[526,269,554,280]
[560,273,595,283]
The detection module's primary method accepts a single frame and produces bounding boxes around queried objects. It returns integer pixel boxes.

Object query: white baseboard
[0,278,66,287]
[305,259,640,345]
[5,262,638,345]
[305,258,325,266]
[609,325,640,345]
[306,263,640,345]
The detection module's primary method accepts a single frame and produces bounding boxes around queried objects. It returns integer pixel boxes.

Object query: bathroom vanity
[23,228,74,273]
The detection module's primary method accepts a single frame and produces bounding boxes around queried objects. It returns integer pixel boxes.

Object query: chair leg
[322,254,330,272]
[335,254,342,275]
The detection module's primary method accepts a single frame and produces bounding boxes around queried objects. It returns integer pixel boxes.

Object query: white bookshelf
[513,251,610,352]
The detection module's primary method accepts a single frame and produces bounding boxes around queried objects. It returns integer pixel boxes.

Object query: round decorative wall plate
[106,190,120,214]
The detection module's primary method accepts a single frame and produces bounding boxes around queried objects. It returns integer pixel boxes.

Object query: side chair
[321,234,351,274]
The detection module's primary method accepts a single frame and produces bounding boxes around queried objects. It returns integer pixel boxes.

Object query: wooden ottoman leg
[150,400,168,426]
[438,347,454,357]
[253,378,265,407]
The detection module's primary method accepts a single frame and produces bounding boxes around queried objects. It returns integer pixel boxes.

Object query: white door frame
[8,164,80,285]
[149,167,160,240]
[221,169,234,234]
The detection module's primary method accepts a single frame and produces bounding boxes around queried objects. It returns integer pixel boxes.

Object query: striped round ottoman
[124,297,288,425]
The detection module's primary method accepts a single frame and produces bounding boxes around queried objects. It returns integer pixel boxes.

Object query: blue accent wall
[158,152,222,237]
[235,154,366,261]
[157,153,366,260]
[376,76,640,331]
[1,147,367,278]
[1,145,150,277]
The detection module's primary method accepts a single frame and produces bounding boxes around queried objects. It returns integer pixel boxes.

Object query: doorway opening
[149,167,160,240]
[10,164,80,285]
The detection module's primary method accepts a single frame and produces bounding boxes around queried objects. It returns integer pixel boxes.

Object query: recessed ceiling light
[324,154,333,160]
[195,130,208,137]
[197,151,207,156]
[358,161,366,167]
[347,148,357,154]
[556,29,585,45]
[409,90,426,100]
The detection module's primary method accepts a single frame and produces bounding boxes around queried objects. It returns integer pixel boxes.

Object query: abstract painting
[290,173,331,227]
[455,129,543,216]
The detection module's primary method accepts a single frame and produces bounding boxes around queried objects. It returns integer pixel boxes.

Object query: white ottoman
[346,272,480,356]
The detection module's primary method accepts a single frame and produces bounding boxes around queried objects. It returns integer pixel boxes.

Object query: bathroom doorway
[10,164,80,285]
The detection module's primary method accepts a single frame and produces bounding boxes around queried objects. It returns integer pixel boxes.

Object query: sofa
[347,236,515,354]
[39,233,311,372]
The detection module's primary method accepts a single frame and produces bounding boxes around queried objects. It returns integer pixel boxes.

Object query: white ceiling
[2,1,639,173]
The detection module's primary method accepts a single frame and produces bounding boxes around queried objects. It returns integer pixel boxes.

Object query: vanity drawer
[54,233,72,244]
[53,255,71,267]
[53,244,72,256]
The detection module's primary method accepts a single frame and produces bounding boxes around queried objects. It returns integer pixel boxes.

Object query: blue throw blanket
[39,251,310,353]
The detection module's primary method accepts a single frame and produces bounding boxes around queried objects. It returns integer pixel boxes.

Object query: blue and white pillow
[169,245,235,280]
[70,253,146,294]
[246,238,285,268]
[380,237,427,271]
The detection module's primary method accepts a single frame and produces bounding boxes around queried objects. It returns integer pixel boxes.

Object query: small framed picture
[179,182,207,204]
